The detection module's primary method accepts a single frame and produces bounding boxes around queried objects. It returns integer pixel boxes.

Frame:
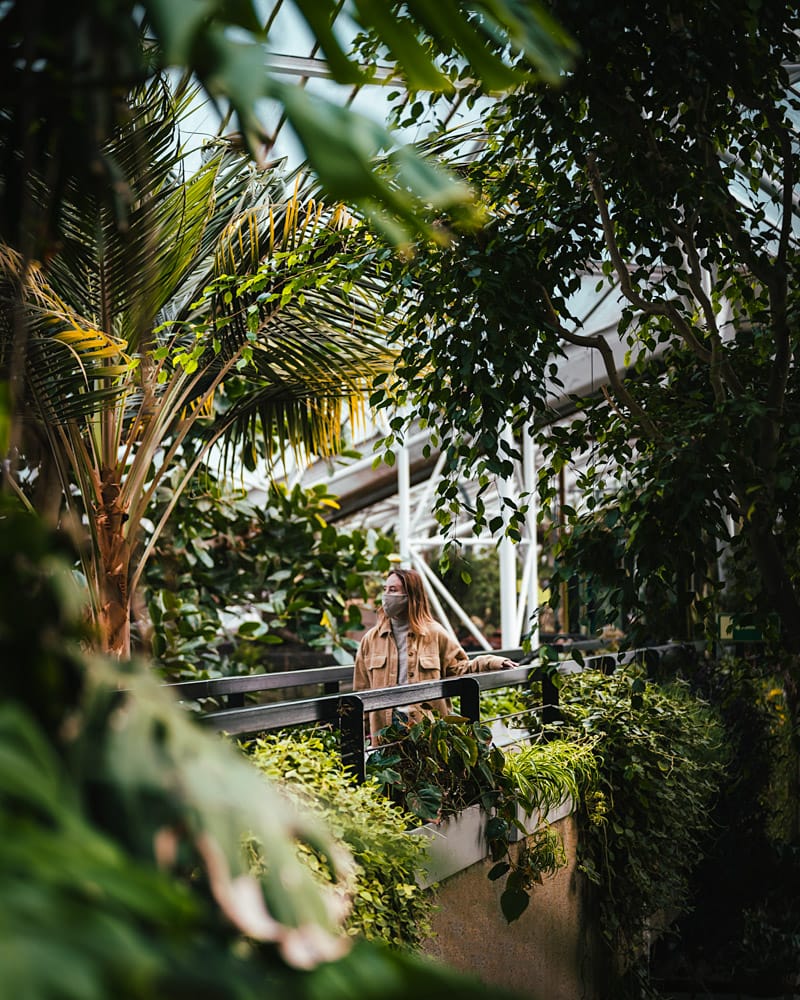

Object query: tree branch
[763,104,796,273]
[584,154,714,365]
[663,217,745,401]
[535,282,662,441]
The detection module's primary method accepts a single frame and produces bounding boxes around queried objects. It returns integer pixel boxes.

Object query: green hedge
[246,730,434,949]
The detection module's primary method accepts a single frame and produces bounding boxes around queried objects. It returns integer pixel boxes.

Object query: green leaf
[500,886,530,923]
[237,620,264,637]
[486,816,508,841]
[293,0,365,85]
[348,0,453,90]
[488,861,511,881]
[372,766,404,787]
[405,784,442,822]
[146,0,222,64]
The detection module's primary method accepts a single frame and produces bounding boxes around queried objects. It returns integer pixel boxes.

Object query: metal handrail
[195,661,558,781]
[164,647,531,708]
[165,665,353,707]
[167,640,705,781]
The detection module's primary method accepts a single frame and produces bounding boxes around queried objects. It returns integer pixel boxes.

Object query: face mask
[382,593,409,620]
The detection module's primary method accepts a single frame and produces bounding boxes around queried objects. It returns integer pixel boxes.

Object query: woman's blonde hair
[382,567,433,634]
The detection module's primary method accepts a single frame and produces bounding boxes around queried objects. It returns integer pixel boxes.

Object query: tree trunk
[742,511,800,656]
[95,466,131,658]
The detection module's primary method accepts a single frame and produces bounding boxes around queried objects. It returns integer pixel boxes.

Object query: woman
[353,567,516,744]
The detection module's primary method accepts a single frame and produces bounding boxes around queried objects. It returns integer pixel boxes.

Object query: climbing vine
[526,664,728,988]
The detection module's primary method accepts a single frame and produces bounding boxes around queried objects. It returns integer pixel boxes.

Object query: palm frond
[4,74,397,632]
[45,81,259,357]
[216,388,360,471]
[0,246,134,424]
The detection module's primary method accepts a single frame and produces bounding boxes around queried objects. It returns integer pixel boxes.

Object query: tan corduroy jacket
[352,614,511,742]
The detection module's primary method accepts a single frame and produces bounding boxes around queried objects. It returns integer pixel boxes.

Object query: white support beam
[516,547,534,640]
[409,448,448,535]
[498,425,519,648]
[412,552,491,649]
[523,427,540,648]
[397,442,411,567]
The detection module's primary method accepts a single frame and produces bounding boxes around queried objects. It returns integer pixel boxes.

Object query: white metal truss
[286,271,629,651]
[388,423,541,651]
[287,417,544,650]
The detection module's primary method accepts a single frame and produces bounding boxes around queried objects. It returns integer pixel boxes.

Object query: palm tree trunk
[95,466,131,657]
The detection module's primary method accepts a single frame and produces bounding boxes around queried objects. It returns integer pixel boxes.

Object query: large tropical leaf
[143,0,577,242]
[1,0,575,254]
[0,502,355,993]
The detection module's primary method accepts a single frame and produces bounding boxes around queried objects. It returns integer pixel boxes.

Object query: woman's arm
[470,652,517,672]
[437,626,517,677]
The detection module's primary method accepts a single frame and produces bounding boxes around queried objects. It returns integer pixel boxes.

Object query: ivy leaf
[486,816,508,840]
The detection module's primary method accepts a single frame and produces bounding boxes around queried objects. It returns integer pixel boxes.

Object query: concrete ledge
[411,796,574,889]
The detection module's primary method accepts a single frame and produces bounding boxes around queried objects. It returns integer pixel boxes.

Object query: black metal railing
[163,642,637,781]
[164,640,705,781]
[165,664,352,709]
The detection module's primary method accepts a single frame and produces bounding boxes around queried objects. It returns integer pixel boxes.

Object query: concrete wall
[414,805,602,1000]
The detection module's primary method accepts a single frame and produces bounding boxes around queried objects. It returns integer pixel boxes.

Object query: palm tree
[0,76,392,656]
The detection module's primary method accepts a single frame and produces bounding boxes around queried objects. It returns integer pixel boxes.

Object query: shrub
[651,655,800,993]
[247,729,434,950]
[145,473,393,680]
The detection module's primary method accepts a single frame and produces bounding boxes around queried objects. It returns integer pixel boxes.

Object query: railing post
[338,694,366,783]
[599,655,616,675]
[459,676,481,723]
[541,670,560,726]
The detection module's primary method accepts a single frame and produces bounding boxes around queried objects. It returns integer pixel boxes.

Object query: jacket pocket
[417,654,441,678]
[366,655,389,687]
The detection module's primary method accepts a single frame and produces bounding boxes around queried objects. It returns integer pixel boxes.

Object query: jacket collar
[377,616,419,638]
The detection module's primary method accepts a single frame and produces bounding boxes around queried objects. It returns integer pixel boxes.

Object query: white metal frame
[390,421,541,651]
